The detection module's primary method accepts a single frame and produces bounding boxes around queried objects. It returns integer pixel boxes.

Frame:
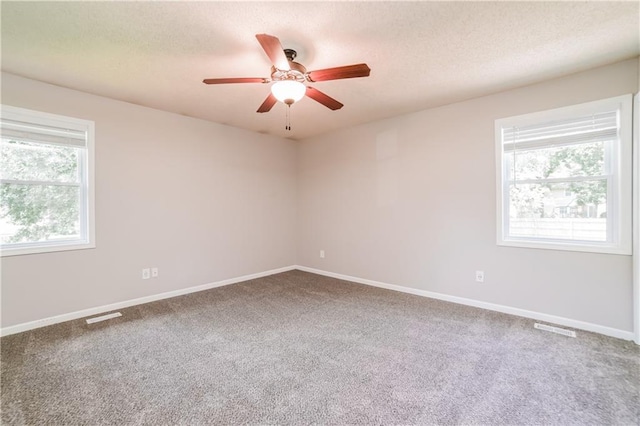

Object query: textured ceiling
[1,1,638,140]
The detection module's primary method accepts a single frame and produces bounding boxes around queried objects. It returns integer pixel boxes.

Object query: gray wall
[297,58,638,332]
[1,73,298,327]
[2,59,638,333]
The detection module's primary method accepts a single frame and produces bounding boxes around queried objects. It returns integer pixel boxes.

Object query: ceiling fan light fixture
[271,80,306,105]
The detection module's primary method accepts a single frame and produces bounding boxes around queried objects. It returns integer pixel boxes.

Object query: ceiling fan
[203,34,371,115]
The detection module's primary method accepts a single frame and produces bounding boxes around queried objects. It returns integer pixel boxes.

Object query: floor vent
[534,322,576,338]
[86,312,122,324]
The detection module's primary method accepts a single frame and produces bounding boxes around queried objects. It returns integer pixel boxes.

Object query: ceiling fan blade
[203,77,267,84]
[257,93,278,113]
[255,34,290,71]
[307,63,371,82]
[305,87,344,110]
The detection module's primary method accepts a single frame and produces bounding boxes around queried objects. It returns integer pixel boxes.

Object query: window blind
[0,118,87,147]
[503,111,617,151]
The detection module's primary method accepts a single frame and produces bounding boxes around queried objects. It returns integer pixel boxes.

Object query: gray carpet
[1,270,639,425]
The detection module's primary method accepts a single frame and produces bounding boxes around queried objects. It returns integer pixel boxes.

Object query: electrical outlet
[320,250,325,259]
[151,267,159,278]
[142,268,151,280]
[475,270,484,283]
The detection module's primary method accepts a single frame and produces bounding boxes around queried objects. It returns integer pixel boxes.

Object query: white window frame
[0,105,95,256]
[495,95,632,255]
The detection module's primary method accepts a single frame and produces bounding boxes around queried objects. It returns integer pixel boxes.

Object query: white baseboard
[295,265,635,341]
[0,265,296,337]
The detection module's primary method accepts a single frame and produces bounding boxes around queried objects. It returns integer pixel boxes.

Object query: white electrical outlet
[475,270,484,282]
[151,267,159,278]
[142,268,151,280]
[320,250,325,259]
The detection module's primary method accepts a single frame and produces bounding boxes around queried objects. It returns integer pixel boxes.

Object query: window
[0,105,95,256]
[495,95,632,254]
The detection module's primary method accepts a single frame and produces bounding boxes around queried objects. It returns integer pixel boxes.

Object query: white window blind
[502,111,618,151]
[0,118,87,147]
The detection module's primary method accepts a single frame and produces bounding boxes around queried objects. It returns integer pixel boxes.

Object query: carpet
[1,270,639,425]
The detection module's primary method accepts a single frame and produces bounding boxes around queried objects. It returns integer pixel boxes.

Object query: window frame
[0,105,95,257]
[495,95,632,255]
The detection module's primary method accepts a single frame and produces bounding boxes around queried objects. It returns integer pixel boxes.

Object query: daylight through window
[0,106,95,256]
[495,95,632,254]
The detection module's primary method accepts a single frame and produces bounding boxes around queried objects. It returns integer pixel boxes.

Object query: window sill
[497,238,631,255]
[1,241,95,257]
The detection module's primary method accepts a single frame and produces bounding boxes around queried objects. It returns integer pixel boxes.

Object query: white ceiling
[2,1,638,141]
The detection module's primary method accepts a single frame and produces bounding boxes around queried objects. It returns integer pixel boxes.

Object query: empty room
[1,1,639,424]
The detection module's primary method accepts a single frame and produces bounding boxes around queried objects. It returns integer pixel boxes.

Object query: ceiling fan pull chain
[285,104,291,131]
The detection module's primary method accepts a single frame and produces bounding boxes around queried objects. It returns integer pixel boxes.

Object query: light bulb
[271,81,306,104]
